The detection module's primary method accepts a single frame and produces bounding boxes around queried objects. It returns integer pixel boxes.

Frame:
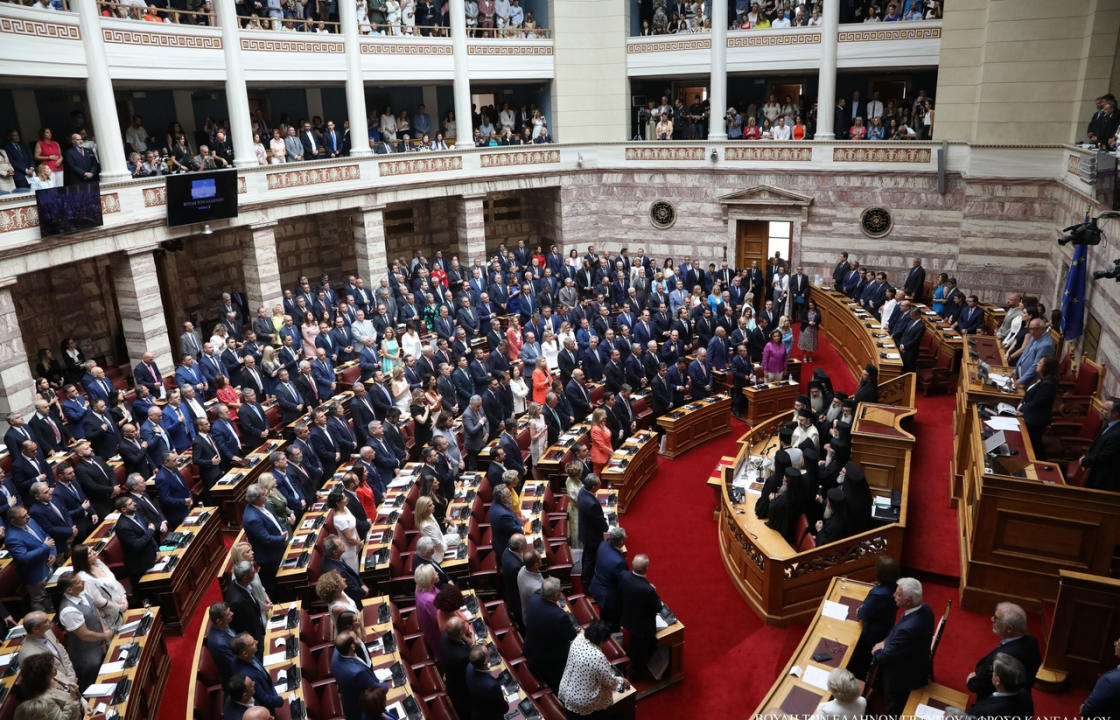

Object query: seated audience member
[965,654,1035,719]
[223,674,256,720]
[871,577,935,715]
[966,602,1041,701]
[809,668,866,720]
[558,620,629,717]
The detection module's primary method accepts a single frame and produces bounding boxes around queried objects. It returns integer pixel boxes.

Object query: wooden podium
[656,394,731,458]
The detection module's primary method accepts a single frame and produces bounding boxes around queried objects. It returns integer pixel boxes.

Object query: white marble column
[74,0,128,182]
[449,0,474,148]
[340,0,372,157]
[814,0,840,139]
[353,206,389,284]
[112,248,174,372]
[707,0,728,141]
[244,223,284,312]
[455,194,488,266]
[0,280,36,422]
[215,0,256,167]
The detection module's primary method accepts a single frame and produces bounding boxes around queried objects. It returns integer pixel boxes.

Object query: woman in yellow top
[501,468,523,517]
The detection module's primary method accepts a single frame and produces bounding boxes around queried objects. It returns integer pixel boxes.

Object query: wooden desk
[599,430,658,514]
[355,597,432,716]
[139,505,225,634]
[654,614,686,688]
[656,394,731,459]
[212,439,287,530]
[955,401,1120,612]
[813,286,903,382]
[743,380,800,427]
[260,601,307,720]
[1038,570,1120,689]
[536,424,590,492]
[715,404,912,625]
[902,683,971,717]
[81,608,168,720]
[754,577,871,716]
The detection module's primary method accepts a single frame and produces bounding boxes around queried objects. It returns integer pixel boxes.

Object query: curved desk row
[813,286,904,382]
[713,398,915,625]
[656,394,731,458]
[600,429,659,514]
[755,577,969,717]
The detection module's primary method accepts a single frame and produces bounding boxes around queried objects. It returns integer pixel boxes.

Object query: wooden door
[736,220,768,272]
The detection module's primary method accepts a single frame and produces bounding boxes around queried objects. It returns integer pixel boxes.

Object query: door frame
[719,185,812,269]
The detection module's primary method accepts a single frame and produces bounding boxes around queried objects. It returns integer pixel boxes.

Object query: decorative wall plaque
[649,200,677,229]
[860,206,893,238]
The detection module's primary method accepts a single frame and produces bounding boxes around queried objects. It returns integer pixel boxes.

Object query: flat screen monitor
[35,183,104,237]
[166,169,238,227]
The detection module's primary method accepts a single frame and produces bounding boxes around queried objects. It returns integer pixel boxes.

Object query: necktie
[27,523,44,542]
[49,501,65,523]
[260,505,284,533]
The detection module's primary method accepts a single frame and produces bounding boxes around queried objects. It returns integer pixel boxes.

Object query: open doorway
[768,221,792,267]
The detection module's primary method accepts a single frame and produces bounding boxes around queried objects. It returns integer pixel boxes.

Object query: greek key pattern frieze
[378,155,463,176]
[479,149,560,168]
[103,28,221,48]
[0,16,79,40]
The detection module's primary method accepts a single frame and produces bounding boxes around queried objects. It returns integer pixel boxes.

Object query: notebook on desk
[780,685,823,717]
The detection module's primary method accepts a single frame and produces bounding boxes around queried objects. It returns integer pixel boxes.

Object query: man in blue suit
[205,603,237,681]
[465,645,508,720]
[61,385,90,440]
[311,348,336,400]
[872,576,935,716]
[358,337,380,382]
[82,366,113,405]
[320,120,343,158]
[707,326,729,371]
[4,506,57,611]
[954,295,985,335]
[309,410,341,478]
[211,405,244,469]
[242,483,288,589]
[154,452,194,529]
[28,481,76,553]
[488,484,523,564]
[331,631,387,720]
[141,406,173,467]
[133,351,163,396]
[162,392,195,452]
[267,452,305,518]
[1081,635,1120,717]
[366,423,400,497]
[588,527,628,629]
[230,634,283,712]
[688,348,713,399]
[498,418,525,476]
[175,355,208,396]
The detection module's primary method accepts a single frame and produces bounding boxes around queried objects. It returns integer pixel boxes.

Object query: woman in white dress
[386,0,402,34]
[72,546,128,632]
[541,330,560,372]
[381,106,398,140]
[557,322,576,353]
[510,373,529,414]
[400,323,424,362]
[527,403,547,473]
[252,132,267,165]
[356,0,371,33]
[327,489,361,572]
[531,110,545,140]
[390,365,411,415]
[415,495,454,563]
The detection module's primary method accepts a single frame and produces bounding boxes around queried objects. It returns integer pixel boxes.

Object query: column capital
[250,220,280,232]
[125,244,160,257]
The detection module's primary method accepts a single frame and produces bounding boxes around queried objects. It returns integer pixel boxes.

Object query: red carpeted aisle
[626,331,1085,718]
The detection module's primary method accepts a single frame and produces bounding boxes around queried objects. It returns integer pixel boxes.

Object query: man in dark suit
[82,399,119,461]
[226,562,267,647]
[501,534,526,627]
[489,484,523,564]
[52,464,95,540]
[205,603,237,681]
[274,369,307,425]
[523,578,578,691]
[903,258,926,299]
[965,654,1035,720]
[498,419,525,476]
[618,554,662,680]
[63,132,99,185]
[229,634,283,712]
[897,308,926,374]
[192,418,224,494]
[242,484,288,589]
[5,412,36,459]
[348,382,377,448]
[565,369,592,422]
[331,631,387,720]
[834,97,851,138]
[73,441,118,518]
[439,618,473,720]
[688,349,713,400]
[28,482,76,552]
[578,474,609,590]
[465,644,508,720]
[381,410,409,465]
[412,535,452,588]
[966,601,1041,701]
[154,452,193,528]
[125,473,167,537]
[1081,397,1120,491]
[871,576,935,715]
[28,401,69,455]
[293,362,321,407]
[954,295,985,335]
[323,535,368,603]
[367,423,401,497]
[112,495,158,596]
[118,423,155,480]
[237,389,270,448]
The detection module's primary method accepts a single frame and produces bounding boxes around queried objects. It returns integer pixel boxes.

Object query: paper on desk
[505,691,521,703]
[374,667,393,683]
[100,660,126,674]
[273,682,287,694]
[118,620,141,634]
[267,618,286,630]
[0,653,13,667]
[984,417,1021,432]
[915,703,945,720]
[386,701,406,719]
[883,353,901,360]
[263,651,287,666]
[802,665,831,691]
[655,614,669,630]
[83,683,117,698]
[388,477,412,488]
[821,600,849,621]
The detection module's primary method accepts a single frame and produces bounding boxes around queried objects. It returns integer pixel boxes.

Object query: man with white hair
[871,576,934,716]
[966,601,1041,701]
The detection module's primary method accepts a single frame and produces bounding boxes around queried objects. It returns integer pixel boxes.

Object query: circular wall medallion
[860,207,893,238]
[649,200,677,230]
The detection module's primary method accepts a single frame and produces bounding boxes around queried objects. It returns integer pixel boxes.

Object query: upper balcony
[626,20,943,77]
[0,1,556,83]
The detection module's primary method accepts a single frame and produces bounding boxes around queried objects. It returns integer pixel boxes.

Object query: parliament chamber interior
[1,0,1120,718]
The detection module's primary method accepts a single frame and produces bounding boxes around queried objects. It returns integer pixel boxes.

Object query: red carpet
[625,332,1086,718]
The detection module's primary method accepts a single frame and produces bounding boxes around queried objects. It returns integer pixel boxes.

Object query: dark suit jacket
[331,650,386,720]
[1083,421,1120,491]
[488,501,522,564]
[225,581,265,645]
[242,503,287,567]
[465,664,508,720]
[231,655,282,710]
[577,487,608,550]
[966,690,1034,719]
[872,603,935,695]
[967,635,1041,699]
[206,626,236,679]
[523,594,577,688]
[83,412,119,460]
[118,437,154,479]
[439,633,472,717]
[29,499,73,545]
[856,582,898,647]
[28,415,69,454]
[618,570,661,640]
[74,457,118,517]
[63,144,99,184]
[114,513,158,578]
[323,555,365,603]
[1019,379,1057,434]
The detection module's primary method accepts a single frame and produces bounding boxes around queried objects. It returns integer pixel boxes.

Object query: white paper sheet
[100,660,126,674]
[262,651,287,666]
[802,664,831,690]
[374,667,393,682]
[117,620,141,634]
[83,683,117,698]
[821,600,849,621]
[915,703,946,720]
[984,417,1021,432]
